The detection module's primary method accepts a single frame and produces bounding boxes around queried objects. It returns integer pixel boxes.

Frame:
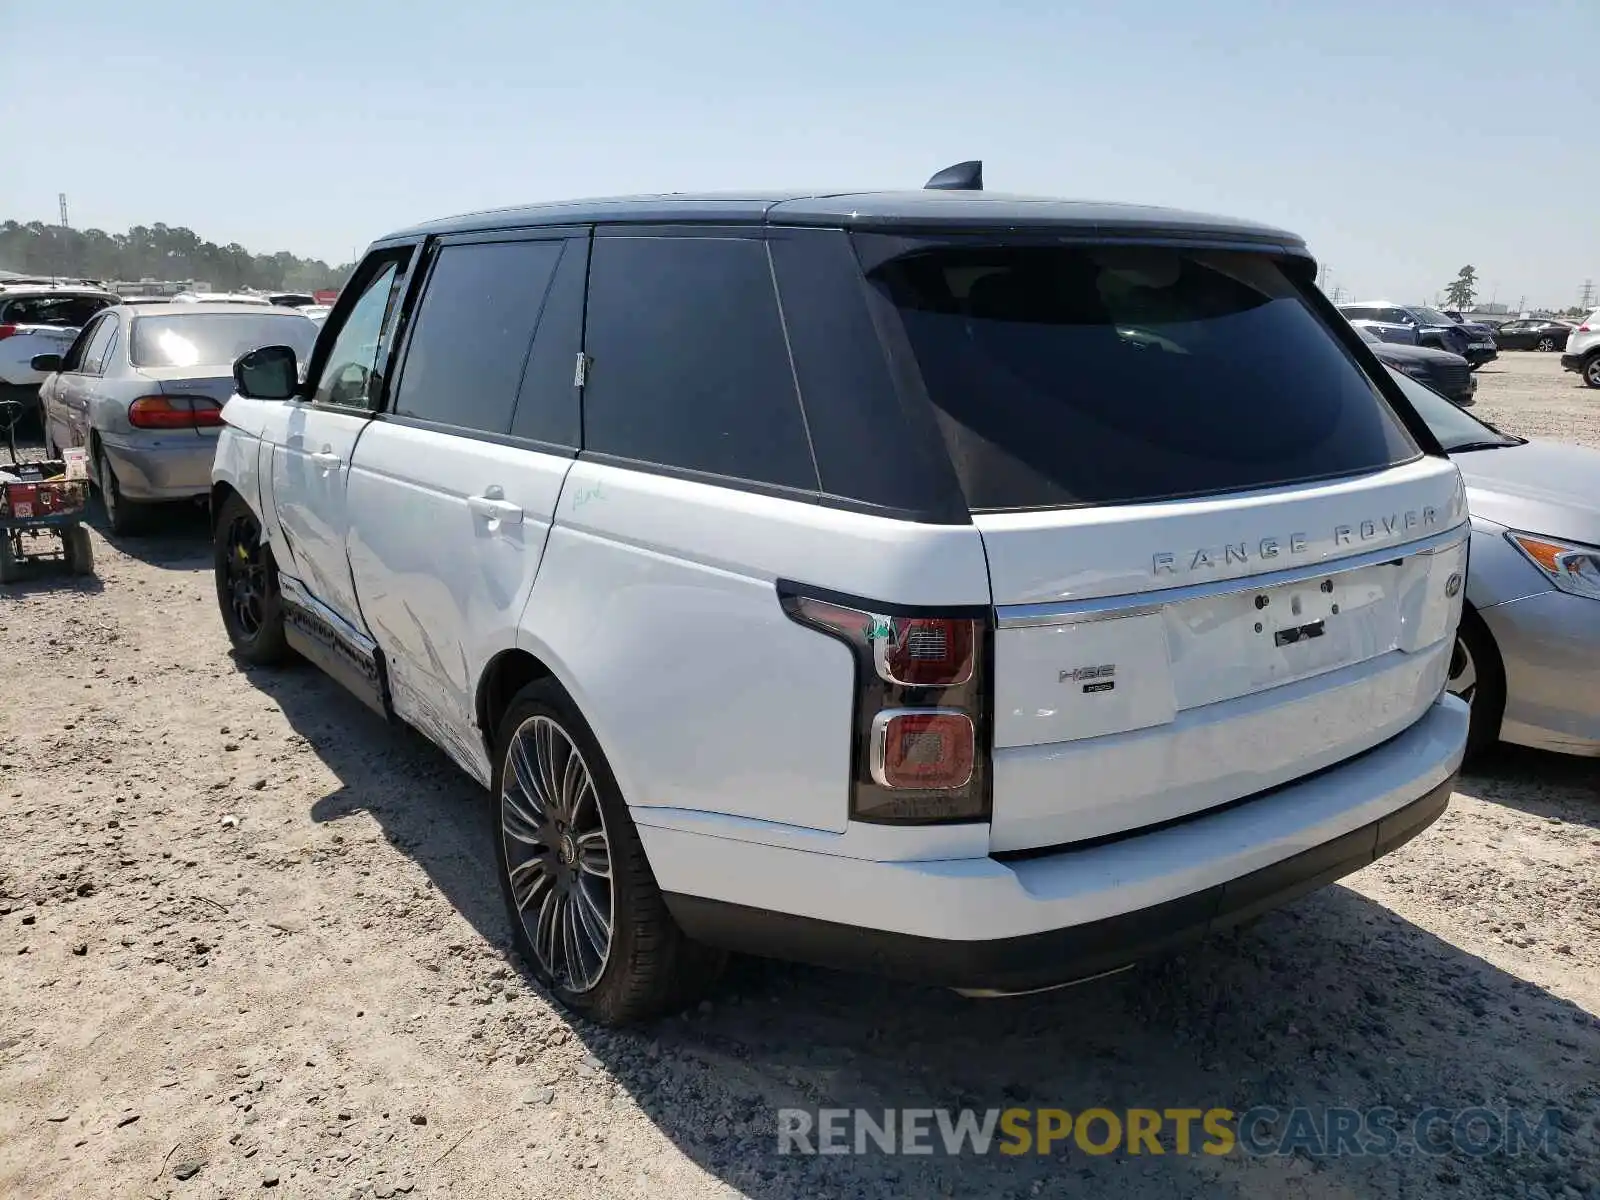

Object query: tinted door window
[312,258,406,409]
[866,241,1419,510]
[508,237,586,448]
[582,235,817,491]
[391,238,564,436]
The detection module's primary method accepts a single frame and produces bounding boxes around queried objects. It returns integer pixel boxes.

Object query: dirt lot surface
[1,352,1597,1200]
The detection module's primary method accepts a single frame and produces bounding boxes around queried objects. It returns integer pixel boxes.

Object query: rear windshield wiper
[1446,439,1518,453]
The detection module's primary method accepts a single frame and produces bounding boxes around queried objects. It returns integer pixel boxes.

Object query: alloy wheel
[223,512,267,637]
[1587,359,1600,387]
[1447,636,1477,705]
[1537,336,1555,351]
[500,715,614,993]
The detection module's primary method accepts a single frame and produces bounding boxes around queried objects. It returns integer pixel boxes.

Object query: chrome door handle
[468,490,524,525]
[310,450,342,469]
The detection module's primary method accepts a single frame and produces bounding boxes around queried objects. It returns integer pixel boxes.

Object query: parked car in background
[170,292,272,306]
[1441,311,1503,342]
[1356,326,1475,404]
[1339,300,1497,367]
[266,292,315,308]
[1387,368,1600,758]
[212,182,1469,1023]
[0,286,120,411]
[1347,317,1418,346]
[32,303,316,534]
[1559,309,1600,387]
[116,295,172,306]
[299,304,332,328]
[1491,319,1574,352]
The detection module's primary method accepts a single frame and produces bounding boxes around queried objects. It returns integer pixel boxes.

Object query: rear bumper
[101,435,214,501]
[1482,590,1600,757]
[647,693,1468,991]
[1560,353,1584,373]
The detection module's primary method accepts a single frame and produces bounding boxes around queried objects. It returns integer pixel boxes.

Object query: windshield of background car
[1385,367,1515,452]
[0,294,112,327]
[130,313,317,368]
[864,241,1420,510]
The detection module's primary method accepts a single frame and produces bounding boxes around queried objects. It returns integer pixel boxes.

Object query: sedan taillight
[780,583,991,824]
[128,395,222,429]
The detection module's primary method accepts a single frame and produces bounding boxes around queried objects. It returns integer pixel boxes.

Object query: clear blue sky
[3,0,1594,309]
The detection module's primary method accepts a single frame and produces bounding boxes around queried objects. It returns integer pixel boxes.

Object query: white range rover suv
[211,174,1471,1024]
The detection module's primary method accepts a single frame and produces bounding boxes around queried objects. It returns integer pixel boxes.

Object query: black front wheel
[492,679,723,1025]
[213,491,290,665]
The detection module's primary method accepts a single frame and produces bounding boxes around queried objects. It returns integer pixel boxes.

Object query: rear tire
[1448,607,1506,762]
[62,525,94,576]
[93,441,145,536]
[491,678,724,1025]
[1584,355,1600,389]
[1536,336,1556,352]
[0,533,20,584]
[213,491,290,665]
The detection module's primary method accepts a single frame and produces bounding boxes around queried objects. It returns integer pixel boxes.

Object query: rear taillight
[1579,325,1591,333]
[780,584,990,824]
[0,325,18,340]
[128,395,221,429]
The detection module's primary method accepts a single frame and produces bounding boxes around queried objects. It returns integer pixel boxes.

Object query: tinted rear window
[131,313,317,368]
[867,244,1418,510]
[1,294,112,327]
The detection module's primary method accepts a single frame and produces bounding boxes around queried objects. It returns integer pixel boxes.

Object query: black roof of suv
[384,191,1308,251]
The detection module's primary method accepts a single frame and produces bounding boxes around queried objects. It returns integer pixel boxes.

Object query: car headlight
[1507,532,1600,601]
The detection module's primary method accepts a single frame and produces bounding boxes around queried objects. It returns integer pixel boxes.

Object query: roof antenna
[924,160,983,191]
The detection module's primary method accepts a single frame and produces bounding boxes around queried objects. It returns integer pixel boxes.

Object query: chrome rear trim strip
[995,525,1468,629]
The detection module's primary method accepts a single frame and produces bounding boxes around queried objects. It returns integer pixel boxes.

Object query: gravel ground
[1,352,1596,1200]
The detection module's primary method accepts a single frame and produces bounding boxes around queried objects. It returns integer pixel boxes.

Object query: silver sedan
[33,303,317,534]
[1389,368,1600,758]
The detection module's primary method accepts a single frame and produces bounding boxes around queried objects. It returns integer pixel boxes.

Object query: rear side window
[866,243,1419,510]
[391,239,565,435]
[582,235,818,492]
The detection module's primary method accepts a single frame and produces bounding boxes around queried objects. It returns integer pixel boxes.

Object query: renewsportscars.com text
[777,1106,1562,1159]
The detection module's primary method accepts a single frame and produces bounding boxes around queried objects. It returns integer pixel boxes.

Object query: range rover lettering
[212,164,1471,1024]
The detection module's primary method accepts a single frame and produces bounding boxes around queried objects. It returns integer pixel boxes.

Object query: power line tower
[1581,280,1596,311]
[58,193,69,228]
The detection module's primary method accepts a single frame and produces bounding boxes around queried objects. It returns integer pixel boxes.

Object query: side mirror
[234,345,300,401]
[30,354,62,373]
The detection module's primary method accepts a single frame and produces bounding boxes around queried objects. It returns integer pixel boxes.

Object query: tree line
[0,220,351,292]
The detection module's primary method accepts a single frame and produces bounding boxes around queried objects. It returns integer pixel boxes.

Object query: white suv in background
[1560,308,1600,387]
[0,285,119,411]
[211,172,1471,1024]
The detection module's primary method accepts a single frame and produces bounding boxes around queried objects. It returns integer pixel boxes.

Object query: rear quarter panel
[521,460,991,834]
